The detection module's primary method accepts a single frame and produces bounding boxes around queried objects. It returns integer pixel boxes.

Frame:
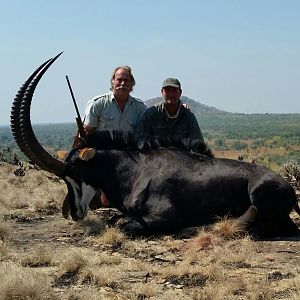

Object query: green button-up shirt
[84,91,147,133]
[135,101,204,142]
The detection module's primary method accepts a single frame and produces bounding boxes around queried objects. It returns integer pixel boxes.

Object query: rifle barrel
[65,75,86,141]
[65,75,81,119]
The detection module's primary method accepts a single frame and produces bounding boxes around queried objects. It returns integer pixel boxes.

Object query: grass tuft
[0,222,12,242]
[0,261,58,300]
[212,216,247,239]
[20,246,54,267]
[0,242,9,260]
[58,249,89,276]
[94,227,127,247]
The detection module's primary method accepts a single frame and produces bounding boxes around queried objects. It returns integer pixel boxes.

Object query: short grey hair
[110,66,136,91]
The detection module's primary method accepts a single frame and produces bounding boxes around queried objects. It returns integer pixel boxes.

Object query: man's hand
[182,103,190,110]
[137,137,160,151]
[83,124,95,135]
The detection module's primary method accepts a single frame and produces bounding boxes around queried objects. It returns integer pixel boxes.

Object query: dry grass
[291,273,300,299]
[58,248,90,276]
[0,209,13,262]
[65,286,110,299]
[79,264,124,289]
[212,216,247,239]
[0,261,58,300]
[93,227,127,247]
[20,246,54,267]
[0,241,9,260]
[207,236,255,269]
[198,278,271,300]
[0,163,66,211]
[124,282,162,299]
[0,221,12,241]
[184,230,220,251]
[0,161,299,299]
[77,215,107,235]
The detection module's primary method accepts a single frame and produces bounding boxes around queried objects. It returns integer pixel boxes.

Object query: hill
[145,96,228,114]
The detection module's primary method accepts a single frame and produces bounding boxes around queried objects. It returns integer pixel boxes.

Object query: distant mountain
[144,96,228,114]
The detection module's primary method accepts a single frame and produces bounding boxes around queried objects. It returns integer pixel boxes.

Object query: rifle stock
[76,117,87,141]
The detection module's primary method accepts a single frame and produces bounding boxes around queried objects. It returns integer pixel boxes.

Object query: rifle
[65,75,87,145]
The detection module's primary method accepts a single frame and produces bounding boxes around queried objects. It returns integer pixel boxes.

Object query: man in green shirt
[135,78,204,149]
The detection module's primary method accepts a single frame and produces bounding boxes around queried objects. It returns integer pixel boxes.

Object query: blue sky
[1,0,300,124]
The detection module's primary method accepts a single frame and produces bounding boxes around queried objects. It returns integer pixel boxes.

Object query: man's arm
[134,109,153,139]
[83,124,95,135]
[188,114,204,142]
[134,108,158,149]
[83,99,101,135]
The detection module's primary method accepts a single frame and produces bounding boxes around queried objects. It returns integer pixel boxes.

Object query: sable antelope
[10,53,300,237]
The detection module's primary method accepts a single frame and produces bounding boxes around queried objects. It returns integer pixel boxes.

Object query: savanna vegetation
[197,113,300,170]
[1,113,299,170]
[0,114,300,299]
[0,156,299,299]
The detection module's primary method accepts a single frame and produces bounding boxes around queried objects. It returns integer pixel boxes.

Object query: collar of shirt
[156,100,183,118]
[109,91,134,105]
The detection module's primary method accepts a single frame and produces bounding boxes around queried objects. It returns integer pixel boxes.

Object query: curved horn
[11,52,66,175]
[10,58,52,157]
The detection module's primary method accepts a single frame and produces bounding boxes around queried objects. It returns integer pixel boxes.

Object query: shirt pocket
[100,113,115,129]
[127,119,137,128]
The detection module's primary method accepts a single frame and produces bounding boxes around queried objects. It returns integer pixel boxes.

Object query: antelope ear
[79,148,96,161]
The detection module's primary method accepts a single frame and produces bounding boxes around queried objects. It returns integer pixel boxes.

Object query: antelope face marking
[65,176,96,220]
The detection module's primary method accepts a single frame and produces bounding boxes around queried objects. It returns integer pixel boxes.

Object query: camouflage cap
[162,78,181,89]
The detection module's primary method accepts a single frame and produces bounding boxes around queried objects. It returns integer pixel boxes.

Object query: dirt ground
[0,162,300,299]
